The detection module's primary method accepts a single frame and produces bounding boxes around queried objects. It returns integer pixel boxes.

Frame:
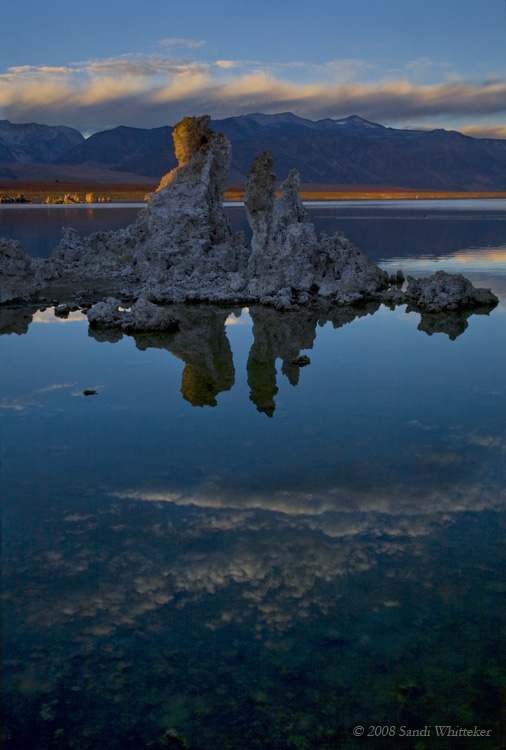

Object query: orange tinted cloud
[459,125,506,139]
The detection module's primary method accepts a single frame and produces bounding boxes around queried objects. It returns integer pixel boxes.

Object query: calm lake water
[1,201,506,749]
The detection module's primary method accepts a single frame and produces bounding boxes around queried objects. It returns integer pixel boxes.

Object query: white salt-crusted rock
[405,270,498,311]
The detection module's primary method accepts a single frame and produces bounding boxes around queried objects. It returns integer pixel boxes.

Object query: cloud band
[1,54,505,135]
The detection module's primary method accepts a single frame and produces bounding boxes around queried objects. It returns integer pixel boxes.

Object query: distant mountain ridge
[2,114,506,191]
[0,120,84,163]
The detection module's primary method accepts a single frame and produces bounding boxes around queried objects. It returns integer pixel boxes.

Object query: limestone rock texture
[48,116,248,302]
[245,154,389,307]
[0,238,35,302]
[0,117,387,310]
[87,297,179,332]
[405,270,498,312]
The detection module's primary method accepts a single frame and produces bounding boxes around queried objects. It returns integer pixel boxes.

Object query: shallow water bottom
[2,298,506,749]
[4,492,506,750]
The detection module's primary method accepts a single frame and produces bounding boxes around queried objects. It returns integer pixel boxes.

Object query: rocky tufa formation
[405,270,498,311]
[244,154,388,308]
[87,297,179,332]
[0,115,499,321]
[48,115,249,304]
[0,238,35,303]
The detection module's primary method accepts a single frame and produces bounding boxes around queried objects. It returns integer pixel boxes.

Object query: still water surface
[1,202,506,749]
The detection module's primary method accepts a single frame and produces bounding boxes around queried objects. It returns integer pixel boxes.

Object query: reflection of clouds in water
[110,420,506,517]
[15,508,375,632]
[39,382,77,393]
[3,299,505,639]
[0,382,80,412]
[0,398,31,411]
[466,432,506,451]
[225,308,252,326]
[32,309,87,324]
[7,448,506,637]
[94,422,504,630]
[111,479,506,522]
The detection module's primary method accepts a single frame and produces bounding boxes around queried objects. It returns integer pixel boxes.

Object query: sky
[1,0,505,137]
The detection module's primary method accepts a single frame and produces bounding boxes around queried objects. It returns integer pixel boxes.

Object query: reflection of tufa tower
[100,304,235,408]
[86,302,385,414]
[168,306,235,407]
[247,306,318,417]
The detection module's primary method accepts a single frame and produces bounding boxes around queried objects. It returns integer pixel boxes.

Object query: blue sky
[1,0,505,136]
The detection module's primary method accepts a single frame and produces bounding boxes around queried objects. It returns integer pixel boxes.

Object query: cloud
[157,38,206,49]
[216,60,239,69]
[9,65,76,74]
[460,125,506,139]
[404,57,452,80]
[1,53,505,134]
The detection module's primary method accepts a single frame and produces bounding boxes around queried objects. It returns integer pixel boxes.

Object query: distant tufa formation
[0,115,499,322]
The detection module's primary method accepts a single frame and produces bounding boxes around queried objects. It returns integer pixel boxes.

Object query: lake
[1,201,506,749]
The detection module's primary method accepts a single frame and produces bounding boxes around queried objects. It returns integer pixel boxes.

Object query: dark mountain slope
[55,125,174,170]
[3,113,506,190]
[0,120,84,163]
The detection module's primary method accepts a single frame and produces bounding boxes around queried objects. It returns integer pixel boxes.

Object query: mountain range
[1,114,506,191]
[0,120,84,164]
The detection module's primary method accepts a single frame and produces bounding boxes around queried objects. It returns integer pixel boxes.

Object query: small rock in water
[291,355,311,366]
[83,389,98,396]
[405,270,498,311]
[54,303,77,318]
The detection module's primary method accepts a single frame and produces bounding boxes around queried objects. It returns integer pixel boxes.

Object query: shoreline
[2,196,506,211]
[2,183,506,205]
